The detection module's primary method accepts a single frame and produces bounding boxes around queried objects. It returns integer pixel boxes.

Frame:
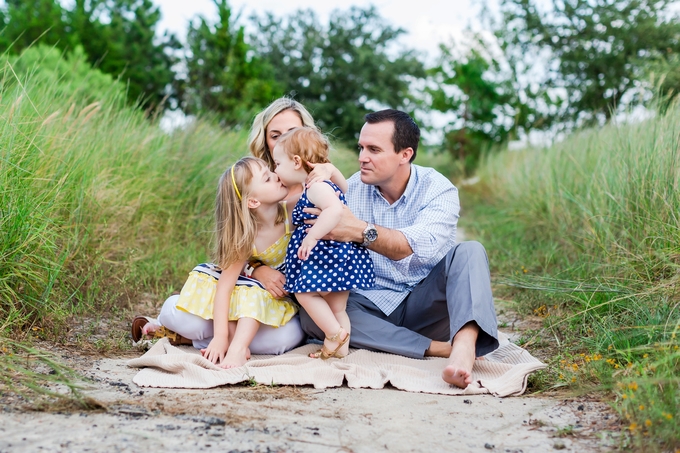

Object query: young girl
[272,128,375,359]
[190,156,300,368]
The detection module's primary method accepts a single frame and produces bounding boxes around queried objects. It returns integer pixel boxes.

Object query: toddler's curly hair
[276,127,331,173]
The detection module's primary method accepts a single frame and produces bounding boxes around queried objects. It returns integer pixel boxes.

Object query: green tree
[428,40,525,173]
[180,0,279,125]
[0,0,75,53]
[70,0,178,111]
[250,6,425,144]
[499,0,680,125]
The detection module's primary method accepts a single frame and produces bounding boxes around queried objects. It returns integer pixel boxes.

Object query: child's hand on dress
[298,236,318,260]
[201,337,229,365]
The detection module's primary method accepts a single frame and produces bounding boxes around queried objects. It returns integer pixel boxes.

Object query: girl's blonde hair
[276,127,331,174]
[215,156,285,269]
[248,97,316,171]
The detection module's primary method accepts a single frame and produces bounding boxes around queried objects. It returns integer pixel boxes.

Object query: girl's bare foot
[220,347,249,369]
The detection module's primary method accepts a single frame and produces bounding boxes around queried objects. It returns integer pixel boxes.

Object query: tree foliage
[0,0,75,52]
[71,0,178,111]
[428,43,513,173]
[498,0,680,125]
[0,0,177,111]
[250,6,425,144]
[180,0,279,126]
[428,34,561,173]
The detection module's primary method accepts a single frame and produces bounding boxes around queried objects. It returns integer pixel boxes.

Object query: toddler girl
[272,128,375,359]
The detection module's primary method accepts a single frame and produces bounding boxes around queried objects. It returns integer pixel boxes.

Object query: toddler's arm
[298,182,344,260]
[202,261,245,364]
[306,162,348,193]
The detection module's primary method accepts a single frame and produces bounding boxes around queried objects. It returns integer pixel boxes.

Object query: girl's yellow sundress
[175,202,297,327]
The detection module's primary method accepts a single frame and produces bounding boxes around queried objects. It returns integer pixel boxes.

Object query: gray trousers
[299,241,499,359]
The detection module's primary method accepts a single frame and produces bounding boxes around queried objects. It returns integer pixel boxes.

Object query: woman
[248,97,317,200]
[132,97,318,355]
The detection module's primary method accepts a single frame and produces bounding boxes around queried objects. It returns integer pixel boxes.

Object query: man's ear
[400,147,414,164]
[293,155,303,169]
[247,198,261,209]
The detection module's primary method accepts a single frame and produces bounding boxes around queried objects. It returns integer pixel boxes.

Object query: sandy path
[0,345,619,452]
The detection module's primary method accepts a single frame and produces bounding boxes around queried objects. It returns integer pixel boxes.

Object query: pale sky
[153,0,486,61]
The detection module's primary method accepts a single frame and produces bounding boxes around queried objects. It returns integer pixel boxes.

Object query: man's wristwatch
[361,223,378,247]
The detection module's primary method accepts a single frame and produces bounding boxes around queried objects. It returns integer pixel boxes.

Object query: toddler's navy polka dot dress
[284,181,375,293]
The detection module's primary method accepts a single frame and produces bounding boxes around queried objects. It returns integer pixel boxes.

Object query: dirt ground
[0,311,623,453]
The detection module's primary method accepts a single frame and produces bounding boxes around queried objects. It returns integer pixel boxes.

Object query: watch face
[365,227,378,242]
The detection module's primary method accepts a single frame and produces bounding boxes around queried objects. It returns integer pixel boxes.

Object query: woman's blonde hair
[276,127,331,174]
[248,97,316,171]
[215,156,285,269]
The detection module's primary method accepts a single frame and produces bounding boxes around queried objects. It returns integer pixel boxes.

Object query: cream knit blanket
[128,333,545,397]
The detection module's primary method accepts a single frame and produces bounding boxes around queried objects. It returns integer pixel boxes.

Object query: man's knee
[448,240,488,263]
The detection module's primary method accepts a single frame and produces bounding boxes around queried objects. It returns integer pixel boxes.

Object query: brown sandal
[131,316,192,346]
[309,327,350,359]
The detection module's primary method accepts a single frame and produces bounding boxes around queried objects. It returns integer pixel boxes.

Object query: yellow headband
[230,165,242,200]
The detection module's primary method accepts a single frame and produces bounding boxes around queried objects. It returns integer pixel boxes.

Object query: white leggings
[157,295,306,354]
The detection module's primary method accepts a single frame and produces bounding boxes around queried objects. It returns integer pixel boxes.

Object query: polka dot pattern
[284,181,376,294]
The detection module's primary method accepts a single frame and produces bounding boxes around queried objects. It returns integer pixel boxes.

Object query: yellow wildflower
[629,422,638,430]
[645,419,652,427]
[628,382,638,391]
[639,405,645,411]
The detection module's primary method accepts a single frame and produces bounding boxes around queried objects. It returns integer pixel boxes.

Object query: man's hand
[298,236,318,260]
[251,265,288,298]
[303,204,364,243]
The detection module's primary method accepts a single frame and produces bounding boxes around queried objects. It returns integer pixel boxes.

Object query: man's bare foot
[219,347,249,369]
[425,341,452,358]
[441,323,478,388]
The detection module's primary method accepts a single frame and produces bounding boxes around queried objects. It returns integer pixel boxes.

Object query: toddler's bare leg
[323,291,350,357]
[296,292,345,357]
[221,318,259,369]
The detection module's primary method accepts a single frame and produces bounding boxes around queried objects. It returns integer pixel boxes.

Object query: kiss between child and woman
[139,126,375,369]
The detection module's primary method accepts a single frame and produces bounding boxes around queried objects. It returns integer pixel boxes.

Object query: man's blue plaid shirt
[345,164,460,316]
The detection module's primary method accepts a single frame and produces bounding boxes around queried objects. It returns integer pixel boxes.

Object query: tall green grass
[465,105,679,450]
[1,45,251,335]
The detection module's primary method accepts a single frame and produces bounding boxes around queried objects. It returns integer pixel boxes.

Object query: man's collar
[371,164,416,203]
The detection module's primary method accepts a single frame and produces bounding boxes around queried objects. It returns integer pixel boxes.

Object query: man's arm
[308,204,413,261]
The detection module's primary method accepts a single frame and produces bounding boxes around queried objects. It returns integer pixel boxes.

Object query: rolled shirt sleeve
[394,181,459,277]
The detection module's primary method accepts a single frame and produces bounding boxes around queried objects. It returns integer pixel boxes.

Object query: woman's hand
[305,162,335,187]
[298,236,318,260]
[251,265,288,298]
[201,337,229,365]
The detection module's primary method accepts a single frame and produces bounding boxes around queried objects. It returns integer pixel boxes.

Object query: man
[300,109,499,388]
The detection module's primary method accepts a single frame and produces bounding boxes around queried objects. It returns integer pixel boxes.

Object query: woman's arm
[201,260,245,364]
[298,182,344,260]
[306,162,348,193]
